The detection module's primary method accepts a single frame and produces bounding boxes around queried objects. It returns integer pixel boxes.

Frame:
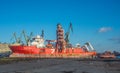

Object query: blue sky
[0,0,120,52]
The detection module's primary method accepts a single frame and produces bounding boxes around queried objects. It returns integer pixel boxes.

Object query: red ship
[98,51,116,59]
[9,23,96,58]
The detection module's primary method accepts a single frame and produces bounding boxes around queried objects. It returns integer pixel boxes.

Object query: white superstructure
[31,35,45,48]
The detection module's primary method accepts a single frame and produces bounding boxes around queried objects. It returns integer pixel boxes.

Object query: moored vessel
[9,23,97,58]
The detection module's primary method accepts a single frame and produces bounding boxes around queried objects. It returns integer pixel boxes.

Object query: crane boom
[65,22,73,44]
[41,29,44,38]
[13,32,17,42]
[84,45,90,51]
[29,32,33,41]
[22,30,33,45]
[85,42,95,51]
[22,30,28,45]
[12,32,21,44]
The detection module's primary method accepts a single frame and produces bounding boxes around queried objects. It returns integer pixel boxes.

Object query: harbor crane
[11,32,22,44]
[64,22,73,47]
[22,30,33,46]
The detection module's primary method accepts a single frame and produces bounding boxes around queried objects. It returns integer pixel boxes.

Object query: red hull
[9,45,96,58]
[9,45,42,54]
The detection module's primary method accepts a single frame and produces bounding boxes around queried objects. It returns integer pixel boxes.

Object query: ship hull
[9,45,41,54]
[9,45,96,58]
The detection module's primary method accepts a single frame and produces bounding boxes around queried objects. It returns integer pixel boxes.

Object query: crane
[12,32,22,44]
[64,22,73,45]
[22,30,28,45]
[22,30,33,45]
[13,32,18,43]
[29,32,33,42]
[83,42,95,51]
[41,29,44,38]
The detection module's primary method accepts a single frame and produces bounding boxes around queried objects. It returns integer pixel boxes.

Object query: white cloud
[99,27,112,33]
